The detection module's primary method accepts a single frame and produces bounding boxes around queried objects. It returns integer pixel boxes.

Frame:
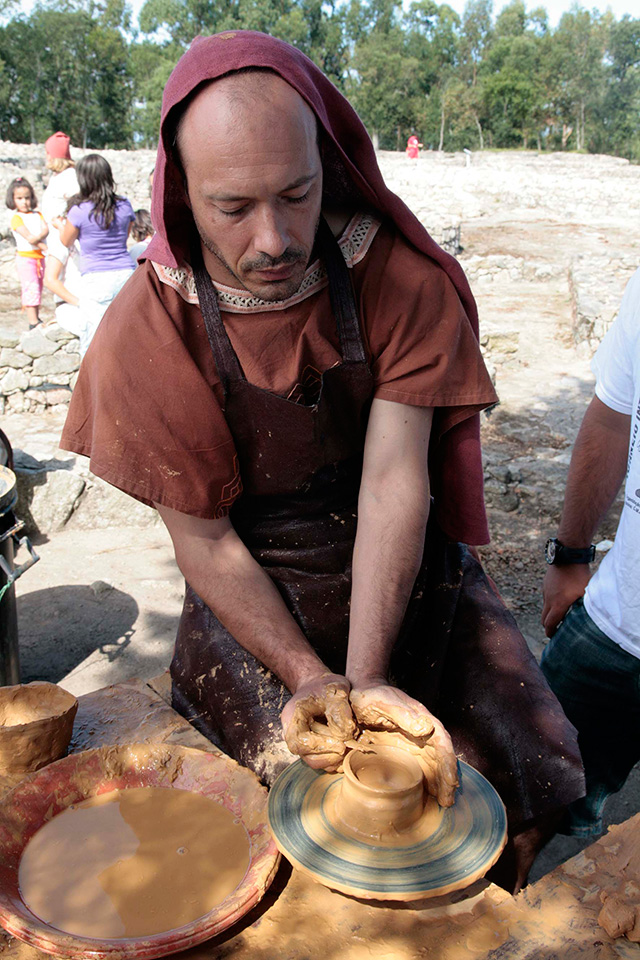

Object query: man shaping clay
[62,32,584,889]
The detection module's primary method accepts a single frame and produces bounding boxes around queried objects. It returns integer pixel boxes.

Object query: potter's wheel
[268,758,507,900]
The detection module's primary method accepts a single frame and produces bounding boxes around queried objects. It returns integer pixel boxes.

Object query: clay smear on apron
[19,786,250,938]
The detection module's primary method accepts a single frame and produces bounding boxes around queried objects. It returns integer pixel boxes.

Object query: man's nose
[254,206,290,259]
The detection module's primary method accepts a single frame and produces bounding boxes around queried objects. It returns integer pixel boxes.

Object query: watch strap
[546,538,596,565]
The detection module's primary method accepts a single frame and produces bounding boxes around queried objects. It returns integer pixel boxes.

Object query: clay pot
[0,682,78,776]
[335,745,425,841]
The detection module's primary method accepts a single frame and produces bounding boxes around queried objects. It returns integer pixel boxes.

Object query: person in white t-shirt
[541,267,640,838]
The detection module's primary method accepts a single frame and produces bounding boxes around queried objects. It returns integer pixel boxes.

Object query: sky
[17,0,640,28]
[446,0,640,24]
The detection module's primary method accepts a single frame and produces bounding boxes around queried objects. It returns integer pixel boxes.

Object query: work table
[1,677,638,960]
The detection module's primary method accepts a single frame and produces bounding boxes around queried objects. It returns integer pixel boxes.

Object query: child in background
[406,133,423,163]
[6,177,48,328]
[129,209,154,264]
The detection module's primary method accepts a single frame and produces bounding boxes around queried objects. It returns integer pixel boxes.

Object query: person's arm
[13,220,48,246]
[44,256,79,306]
[346,397,458,806]
[542,395,631,637]
[59,218,80,248]
[347,398,432,681]
[155,504,355,768]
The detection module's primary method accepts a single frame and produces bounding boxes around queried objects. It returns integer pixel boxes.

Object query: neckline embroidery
[151,211,381,314]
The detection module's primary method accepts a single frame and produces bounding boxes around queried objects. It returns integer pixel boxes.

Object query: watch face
[545,539,556,564]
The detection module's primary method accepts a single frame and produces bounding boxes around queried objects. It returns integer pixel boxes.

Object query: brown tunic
[61,213,497,533]
[60,213,584,827]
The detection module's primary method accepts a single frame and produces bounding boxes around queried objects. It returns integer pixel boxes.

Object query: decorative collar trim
[151,211,381,314]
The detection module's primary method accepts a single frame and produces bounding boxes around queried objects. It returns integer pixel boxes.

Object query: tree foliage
[0,0,638,160]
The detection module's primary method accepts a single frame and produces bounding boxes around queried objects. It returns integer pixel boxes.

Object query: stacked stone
[569,254,639,355]
[0,322,80,414]
[462,254,561,284]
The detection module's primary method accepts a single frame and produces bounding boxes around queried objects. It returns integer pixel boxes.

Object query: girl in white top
[6,177,48,328]
[41,135,82,334]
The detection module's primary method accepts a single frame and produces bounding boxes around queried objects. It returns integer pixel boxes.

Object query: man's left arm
[345,398,458,806]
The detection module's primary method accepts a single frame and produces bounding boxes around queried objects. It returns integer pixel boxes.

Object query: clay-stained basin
[0,743,280,960]
[0,682,78,776]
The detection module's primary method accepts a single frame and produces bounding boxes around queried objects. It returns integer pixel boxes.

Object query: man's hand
[350,682,459,807]
[281,674,357,771]
[542,564,591,638]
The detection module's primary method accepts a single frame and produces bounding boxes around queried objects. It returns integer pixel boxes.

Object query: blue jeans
[541,599,640,838]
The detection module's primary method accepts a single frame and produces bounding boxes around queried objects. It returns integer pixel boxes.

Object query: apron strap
[317,217,367,365]
[192,245,245,391]
[191,216,367,396]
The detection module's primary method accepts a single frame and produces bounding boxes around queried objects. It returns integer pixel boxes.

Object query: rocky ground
[3,146,640,880]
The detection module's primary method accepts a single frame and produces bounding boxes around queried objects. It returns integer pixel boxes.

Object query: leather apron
[171,221,584,826]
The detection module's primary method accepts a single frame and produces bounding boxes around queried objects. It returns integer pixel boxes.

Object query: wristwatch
[545,538,596,565]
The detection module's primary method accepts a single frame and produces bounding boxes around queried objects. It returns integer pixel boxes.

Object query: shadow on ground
[17,584,139,683]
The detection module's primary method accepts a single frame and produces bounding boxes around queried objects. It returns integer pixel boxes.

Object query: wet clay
[333,747,429,843]
[354,755,418,791]
[598,892,640,942]
[285,685,356,772]
[0,682,77,777]
[19,786,251,939]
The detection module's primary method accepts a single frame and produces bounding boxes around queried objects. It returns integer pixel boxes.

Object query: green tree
[546,8,607,151]
[347,25,423,149]
[0,4,133,147]
[481,11,548,148]
[130,40,179,147]
[593,15,640,159]
[459,0,493,87]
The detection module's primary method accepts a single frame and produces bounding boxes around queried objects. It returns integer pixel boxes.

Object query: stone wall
[0,320,80,415]
[569,254,639,354]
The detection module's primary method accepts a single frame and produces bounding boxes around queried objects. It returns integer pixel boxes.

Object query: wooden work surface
[1,677,639,960]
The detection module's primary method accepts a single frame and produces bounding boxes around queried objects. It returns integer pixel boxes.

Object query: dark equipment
[0,428,39,685]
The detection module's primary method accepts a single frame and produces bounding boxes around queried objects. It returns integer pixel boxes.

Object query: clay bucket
[335,746,424,841]
[0,682,78,776]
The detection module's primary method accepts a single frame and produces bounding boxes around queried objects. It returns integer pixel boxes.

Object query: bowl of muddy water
[0,682,78,777]
[0,742,280,960]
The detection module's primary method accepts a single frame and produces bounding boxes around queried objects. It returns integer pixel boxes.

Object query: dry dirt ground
[4,149,640,881]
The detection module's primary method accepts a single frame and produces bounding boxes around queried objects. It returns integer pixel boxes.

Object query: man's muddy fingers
[284,720,350,761]
[350,689,434,739]
[299,746,346,771]
[324,684,357,740]
[433,755,459,807]
[282,693,324,741]
[426,727,459,806]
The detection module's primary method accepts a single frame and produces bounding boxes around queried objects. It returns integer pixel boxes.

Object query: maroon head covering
[146,30,492,545]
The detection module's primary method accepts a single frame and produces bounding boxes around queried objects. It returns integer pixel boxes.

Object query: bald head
[175,70,324,302]
[175,70,319,173]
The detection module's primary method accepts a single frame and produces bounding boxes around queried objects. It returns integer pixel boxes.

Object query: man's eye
[284,191,310,205]
[220,207,245,217]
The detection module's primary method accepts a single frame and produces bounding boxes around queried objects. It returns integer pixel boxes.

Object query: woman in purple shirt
[60,154,135,354]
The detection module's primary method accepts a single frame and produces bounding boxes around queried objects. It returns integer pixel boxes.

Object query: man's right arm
[155,503,355,767]
[155,503,327,691]
[542,396,630,637]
